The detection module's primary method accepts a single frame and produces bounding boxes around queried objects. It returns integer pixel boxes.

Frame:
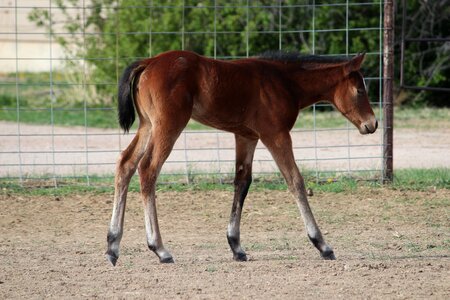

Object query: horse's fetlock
[308,234,321,249]
[159,256,175,263]
[227,234,240,249]
[107,231,120,243]
[147,242,158,253]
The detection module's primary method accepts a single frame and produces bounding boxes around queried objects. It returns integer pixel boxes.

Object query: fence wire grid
[0,0,390,186]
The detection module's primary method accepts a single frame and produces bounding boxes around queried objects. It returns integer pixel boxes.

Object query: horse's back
[137,51,294,136]
[139,51,256,126]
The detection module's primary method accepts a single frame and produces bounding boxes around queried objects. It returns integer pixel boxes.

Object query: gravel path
[1,121,449,178]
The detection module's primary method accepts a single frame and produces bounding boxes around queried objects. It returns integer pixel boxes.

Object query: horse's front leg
[227,135,258,261]
[261,131,335,260]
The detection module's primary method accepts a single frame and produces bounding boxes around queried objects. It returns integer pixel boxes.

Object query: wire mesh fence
[0,0,389,186]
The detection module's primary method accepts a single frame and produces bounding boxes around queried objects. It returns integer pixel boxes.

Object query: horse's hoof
[321,250,336,260]
[106,252,118,266]
[159,256,175,263]
[233,252,248,262]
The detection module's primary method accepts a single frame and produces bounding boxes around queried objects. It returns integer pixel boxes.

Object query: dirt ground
[1,188,449,299]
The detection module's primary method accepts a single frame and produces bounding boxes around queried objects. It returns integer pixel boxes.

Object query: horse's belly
[191,108,239,130]
[191,103,258,138]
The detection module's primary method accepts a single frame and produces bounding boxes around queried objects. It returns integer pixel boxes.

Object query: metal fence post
[383,0,394,182]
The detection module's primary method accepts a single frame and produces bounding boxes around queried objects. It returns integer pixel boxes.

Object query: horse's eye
[357,89,365,96]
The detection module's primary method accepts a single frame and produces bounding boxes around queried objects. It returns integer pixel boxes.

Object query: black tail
[118,60,147,132]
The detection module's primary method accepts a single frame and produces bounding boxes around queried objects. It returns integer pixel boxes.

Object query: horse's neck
[291,65,345,109]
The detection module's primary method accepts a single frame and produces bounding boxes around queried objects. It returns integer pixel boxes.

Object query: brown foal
[106,50,378,265]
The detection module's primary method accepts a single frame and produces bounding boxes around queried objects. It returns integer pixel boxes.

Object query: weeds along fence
[0,1,393,186]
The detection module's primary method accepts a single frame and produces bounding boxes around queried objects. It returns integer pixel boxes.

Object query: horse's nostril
[375,120,378,130]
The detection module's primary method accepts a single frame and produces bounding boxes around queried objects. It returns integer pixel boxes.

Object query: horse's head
[332,53,378,135]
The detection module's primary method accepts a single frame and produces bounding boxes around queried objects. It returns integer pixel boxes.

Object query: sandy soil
[1,188,449,299]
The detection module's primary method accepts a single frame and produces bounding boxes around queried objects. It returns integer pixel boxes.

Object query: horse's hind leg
[138,117,190,263]
[227,135,258,261]
[106,124,151,266]
[261,132,335,260]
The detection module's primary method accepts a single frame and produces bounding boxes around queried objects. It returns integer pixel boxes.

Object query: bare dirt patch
[1,188,449,299]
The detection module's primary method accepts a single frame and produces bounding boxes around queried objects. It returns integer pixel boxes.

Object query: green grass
[392,168,450,191]
[0,71,120,129]
[0,108,119,128]
[394,107,450,129]
[1,168,448,196]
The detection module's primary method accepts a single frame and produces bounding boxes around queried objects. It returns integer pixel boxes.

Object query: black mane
[257,50,351,64]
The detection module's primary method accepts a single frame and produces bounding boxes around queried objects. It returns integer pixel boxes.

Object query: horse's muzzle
[360,119,378,134]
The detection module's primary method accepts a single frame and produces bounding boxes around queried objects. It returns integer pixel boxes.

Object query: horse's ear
[344,52,366,75]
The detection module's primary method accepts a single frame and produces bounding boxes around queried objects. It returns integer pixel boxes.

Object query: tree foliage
[396,0,449,107]
[28,0,449,106]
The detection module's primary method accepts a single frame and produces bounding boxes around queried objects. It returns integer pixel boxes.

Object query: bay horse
[106,50,378,265]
